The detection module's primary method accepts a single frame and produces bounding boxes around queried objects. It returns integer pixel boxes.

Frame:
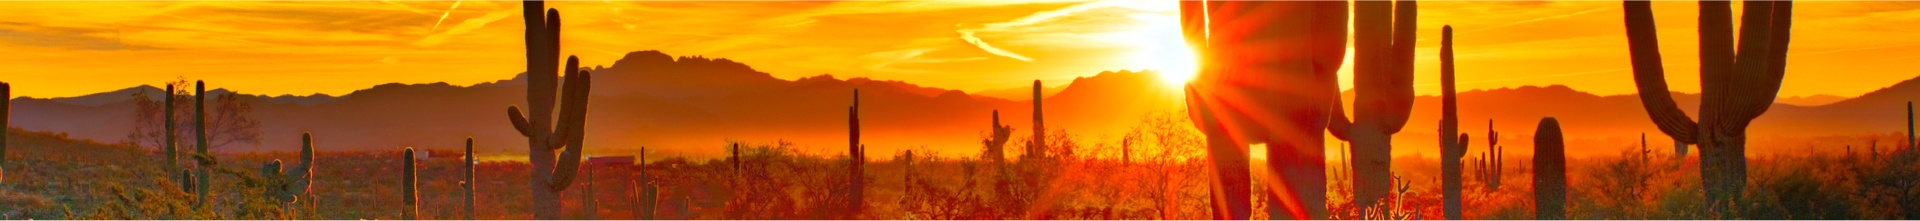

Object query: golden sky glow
[0,1,1916,99]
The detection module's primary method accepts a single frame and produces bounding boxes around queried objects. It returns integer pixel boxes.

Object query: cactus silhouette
[181,168,195,193]
[193,80,212,209]
[259,133,316,207]
[1435,25,1467,220]
[1623,0,1792,206]
[1326,0,1419,207]
[1475,119,1504,191]
[503,1,594,218]
[402,147,418,220]
[1178,1,1350,218]
[164,84,177,187]
[985,110,1012,164]
[1533,118,1567,220]
[846,89,866,217]
[1030,80,1044,159]
[462,138,477,220]
[0,82,7,183]
[585,164,597,220]
[634,147,656,220]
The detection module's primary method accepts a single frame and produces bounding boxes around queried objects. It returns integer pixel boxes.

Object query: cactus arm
[1328,98,1354,141]
[1622,1,1699,144]
[549,69,592,192]
[549,57,583,150]
[1377,0,1417,134]
[1731,1,1791,121]
[507,106,533,137]
[550,149,582,192]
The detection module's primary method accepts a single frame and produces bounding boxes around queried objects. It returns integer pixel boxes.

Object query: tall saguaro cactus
[194,81,212,209]
[1327,0,1420,207]
[164,84,177,186]
[1436,25,1467,220]
[1,82,9,183]
[403,147,418,220]
[1475,119,1504,191]
[463,138,478,220]
[1623,0,1792,206]
[634,147,656,220]
[1179,1,1350,219]
[847,89,866,217]
[504,1,594,219]
[1533,118,1567,220]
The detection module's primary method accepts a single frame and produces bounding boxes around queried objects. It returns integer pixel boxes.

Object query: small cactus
[846,89,866,217]
[463,138,477,219]
[984,110,1012,164]
[585,164,597,219]
[402,147,418,220]
[1533,117,1567,220]
[634,147,657,220]
[258,133,315,207]
[181,168,195,193]
[1476,119,1505,191]
[1030,80,1045,159]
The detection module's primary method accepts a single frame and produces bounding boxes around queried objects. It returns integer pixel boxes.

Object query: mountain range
[10,50,1918,159]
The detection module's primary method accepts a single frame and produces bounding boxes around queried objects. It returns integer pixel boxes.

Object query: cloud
[412,6,514,47]
[430,0,462,32]
[955,29,1034,62]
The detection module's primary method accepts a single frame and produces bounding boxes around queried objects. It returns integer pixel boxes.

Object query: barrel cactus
[1533,118,1567,220]
[504,1,595,218]
[1623,0,1793,206]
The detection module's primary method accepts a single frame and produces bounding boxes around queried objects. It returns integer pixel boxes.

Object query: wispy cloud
[412,6,514,47]
[430,0,462,32]
[955,29,1034,62]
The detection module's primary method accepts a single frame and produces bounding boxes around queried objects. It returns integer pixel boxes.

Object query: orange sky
[0,1,1916,99]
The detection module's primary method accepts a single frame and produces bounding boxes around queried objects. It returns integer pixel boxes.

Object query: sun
[1112,1,1200,88]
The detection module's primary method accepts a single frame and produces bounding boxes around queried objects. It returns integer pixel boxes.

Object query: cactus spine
[1623,0,1793,206]
[1179,1,1351,218]
[1533,118,1567,220]
[402,147,418,220]
[847,89,866,217]
[194,81,211,209]
[1327,0,1419,207]
[504,1,594,218]
[1436,25,1467,220]
[463,138,477,219]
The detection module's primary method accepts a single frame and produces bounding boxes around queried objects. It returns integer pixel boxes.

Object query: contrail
[1461,6,1613,35]
[431,0,463,32]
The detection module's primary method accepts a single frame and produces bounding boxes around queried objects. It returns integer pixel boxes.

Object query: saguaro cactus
[985,110,1012,164]
[1179,1,1351,219]
[504,1,594,219]
[260,133,316,207]
[634,147,657,220]
[1533,118,1567,220]
[1476,119,1504,191]
[1623,0,1792,206]
[194,81,212,209]
[1030,80,1044,159]
[585,164,597,219]
[463,138,478,220]
[0,82,8,183]
[1326,0,1420,207]
[847,89,866,217]
[1436,25,1467,220]
[402,147,418,220]
[164,84,177,186]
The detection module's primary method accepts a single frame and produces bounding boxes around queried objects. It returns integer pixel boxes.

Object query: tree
[127,78,261,152]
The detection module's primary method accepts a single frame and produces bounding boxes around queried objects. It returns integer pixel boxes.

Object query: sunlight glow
[1114,0,1199,88]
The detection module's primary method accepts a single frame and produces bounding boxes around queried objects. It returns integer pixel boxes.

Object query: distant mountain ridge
[10,50,1920,159]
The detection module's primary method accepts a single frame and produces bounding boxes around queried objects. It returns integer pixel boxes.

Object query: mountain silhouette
[9,50,1918,159]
